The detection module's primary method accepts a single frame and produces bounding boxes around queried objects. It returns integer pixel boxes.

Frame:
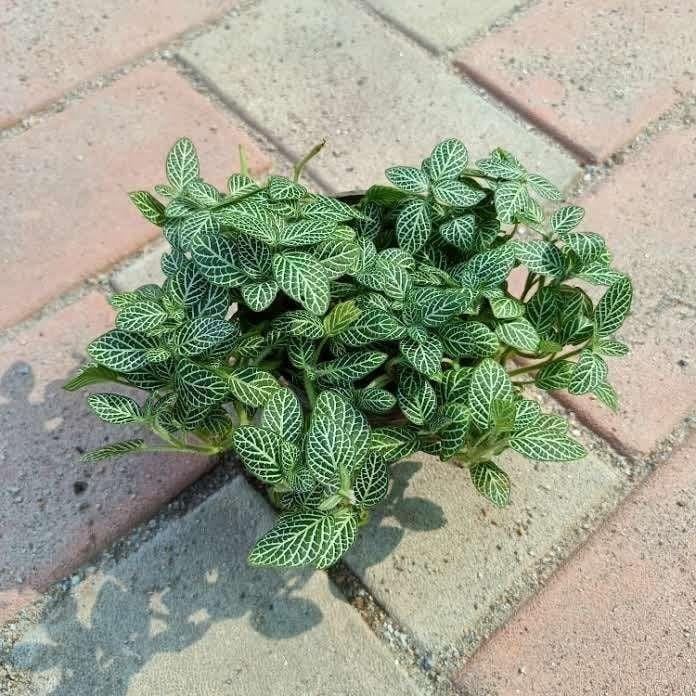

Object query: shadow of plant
[347,458,446,572]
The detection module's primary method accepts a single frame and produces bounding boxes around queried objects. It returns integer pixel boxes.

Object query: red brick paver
[0,293,217,624]
[553,125,696,456]
[0,63,270,330]
[456,1,696,162]
[1,0,241,127]
[454,434,696,696]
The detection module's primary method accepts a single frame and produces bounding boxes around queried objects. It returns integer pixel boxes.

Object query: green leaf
[468,359,514,430]
[575,263,625,286]
[514,241,565,278]
[63,364,120,391]
[441,367,473,404]
[470,461,510,507]
[306,391,370,490]
[535,360,575,390]
[491,398,517,433]
[261,387,303,445]
[353,455,389,508]
[176,359,229,409]
[161,249,188,278]
[396,199,431,253]
[175,317,234,356]
[165,137,199,192]
[323,301,360,336]
[594,338,629,357]
[278,218,338,246]
[438,403,470,459]
[594,277,633,338]
[248,510,335,568]
[128,191,165,225]
[510,429,587,461]
[476,151,526,181]
[527,173,562,201]
[431,180,485,208]
[115,301,168,333]
[561,232,608,265]
[190,235,246,287]
[514,399,542,431]
[167,264,209,307]
[398,368,437,425]
[496,318,540,353]
[526,286,559,336]
[227,173,259,197]
[494,181,531,223]
[241,280,279,311]
[219,202,283,244]
[304,195,359,222]
[439,215,477,251]
[81,439,145,463]
[403,287,468,327]
[316,351,387,385]
[341,307,405,346]
[568,349,608,395]
[227,367,278,407]
[353,387,396,414]
[272,251,330,315]
[551,205,584,235]
[440,321,499,359]
[232,425,284,484]
[88,331,158,373]
[385,166,429,194]
[400,335,443,376]
[369,426,418,463]
[593,381,619,411]
[315,509,360,569]
[87,393,143,424]
[428,138,468,181]
[314,239,361,278]
[184,180,223,208]
[267,175,307,201]
[464,244,515,287]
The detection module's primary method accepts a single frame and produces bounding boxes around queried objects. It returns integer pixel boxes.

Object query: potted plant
[66,137,632,569]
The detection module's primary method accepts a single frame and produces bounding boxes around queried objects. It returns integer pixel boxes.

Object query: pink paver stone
[454,434,696,696]
[553,125,696,456]
[0,63,270,330]
[456,1,696,162]
[1,0,241,126]
[0,293,215,624]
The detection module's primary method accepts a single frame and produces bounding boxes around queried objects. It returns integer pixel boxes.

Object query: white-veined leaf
[87,393,143,424]
[510,428,586,461]
[232,425,284,484]
[468,358,514,430]
[166,137,199,192]
[272,251,330,315]
[261,387,304,445]
[470,460,510,507]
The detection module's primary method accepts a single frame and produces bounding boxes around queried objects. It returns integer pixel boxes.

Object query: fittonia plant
[66,137,632,568]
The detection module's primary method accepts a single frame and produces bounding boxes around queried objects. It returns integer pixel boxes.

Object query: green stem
[239,144,249,177]
[293,140,326,182]
[508,342,588,377]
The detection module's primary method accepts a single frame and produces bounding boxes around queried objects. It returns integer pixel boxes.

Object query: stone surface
[112,242,168,292]
[366,0,519,52]
[180,0,579,193]
[11,477,421,696]
[1,0,241,126]
[454,434,696,696]
[346,449,622,652]
[0,293,215,624]
[553,125,696,456]
[456,1,696,162]
[0,63,270,330]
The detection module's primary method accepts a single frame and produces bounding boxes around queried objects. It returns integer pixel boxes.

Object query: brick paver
[179,0,579,193]
[11,477,421,696]
[456,1,696,162]
[0,63,270,330]
[346,449,621,652]
[0,293,215,624]
[554,125,696,457]
[453,434,696,696]
[366,0,519,52]
[1,0,241,127]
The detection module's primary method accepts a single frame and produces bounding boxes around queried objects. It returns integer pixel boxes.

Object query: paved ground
[1,1,694,694]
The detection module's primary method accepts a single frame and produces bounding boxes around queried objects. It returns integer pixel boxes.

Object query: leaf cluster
[66,138,632,568]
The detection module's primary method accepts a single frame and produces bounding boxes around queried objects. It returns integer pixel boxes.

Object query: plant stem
[508,342,588,377]
[239,144,249,177]
[293,140,326,182]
